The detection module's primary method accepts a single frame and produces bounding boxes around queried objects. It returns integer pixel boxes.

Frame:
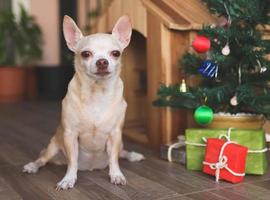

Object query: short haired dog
[23,15,145,190]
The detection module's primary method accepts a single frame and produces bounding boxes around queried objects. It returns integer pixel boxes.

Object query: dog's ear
[63,15,83,52]
[112,15,132,49]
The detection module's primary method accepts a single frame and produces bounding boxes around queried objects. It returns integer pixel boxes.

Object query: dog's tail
[120,150,145,162]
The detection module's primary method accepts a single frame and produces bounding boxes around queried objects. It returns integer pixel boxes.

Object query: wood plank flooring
[0,101,270,200]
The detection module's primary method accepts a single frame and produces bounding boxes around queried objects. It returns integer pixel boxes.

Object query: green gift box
[185,128,268,175]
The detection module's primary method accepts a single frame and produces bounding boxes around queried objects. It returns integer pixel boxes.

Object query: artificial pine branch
[153,0,270,117]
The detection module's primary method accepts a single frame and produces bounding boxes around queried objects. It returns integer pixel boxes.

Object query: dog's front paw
[56,176,77,190]
[23,162,39,173]
[128,151,145,162]
[110,171,127,185]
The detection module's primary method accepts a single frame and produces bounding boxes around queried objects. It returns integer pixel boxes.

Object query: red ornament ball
[192,35,211,53]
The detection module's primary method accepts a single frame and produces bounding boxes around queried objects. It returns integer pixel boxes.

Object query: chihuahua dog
[23,15,144,190]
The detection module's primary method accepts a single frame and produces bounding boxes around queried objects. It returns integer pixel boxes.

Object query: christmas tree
[153,0,270,119]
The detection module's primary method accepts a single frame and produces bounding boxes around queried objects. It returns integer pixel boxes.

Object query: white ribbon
[203,140,245,182]
[185,128,269,153]
[167,135,185,162]
[218,127,233,141]
[168,128,268,162]
[219,128,268,153]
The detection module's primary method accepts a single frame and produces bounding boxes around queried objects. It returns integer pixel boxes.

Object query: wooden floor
[1,101,270,200]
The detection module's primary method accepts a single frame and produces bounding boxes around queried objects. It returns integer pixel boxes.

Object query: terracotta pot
[207,114,264,129]
[0,67,26,103]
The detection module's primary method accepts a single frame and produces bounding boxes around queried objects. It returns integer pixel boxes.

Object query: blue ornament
[198,60,218,79]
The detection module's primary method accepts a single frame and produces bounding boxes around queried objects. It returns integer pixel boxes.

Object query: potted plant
[0,6,42,102]
[153,0,270,129]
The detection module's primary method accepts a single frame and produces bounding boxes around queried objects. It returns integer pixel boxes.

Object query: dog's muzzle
[95,59,110,76]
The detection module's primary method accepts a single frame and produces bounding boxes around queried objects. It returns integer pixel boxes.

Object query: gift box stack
[185,128,268,183]
[160,128,268,183]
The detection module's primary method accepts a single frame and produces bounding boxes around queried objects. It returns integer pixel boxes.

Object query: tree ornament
[219,17,230,28]
[222,43,230,56]
[210,24,216,28]
[230,95,238,106]
[198,60,218,79]
[194,105,214,125]
[260,67,267,73]
[179,79,187,93]
[192,35,211,53]
[256,60,267,73]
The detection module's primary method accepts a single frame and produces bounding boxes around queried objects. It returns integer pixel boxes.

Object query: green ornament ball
[194,105,214,125]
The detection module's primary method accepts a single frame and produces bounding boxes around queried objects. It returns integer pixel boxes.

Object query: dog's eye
[111,50,121,58]
[81,51,92,58]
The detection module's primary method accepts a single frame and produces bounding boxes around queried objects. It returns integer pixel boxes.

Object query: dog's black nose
[96,59,109,70]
